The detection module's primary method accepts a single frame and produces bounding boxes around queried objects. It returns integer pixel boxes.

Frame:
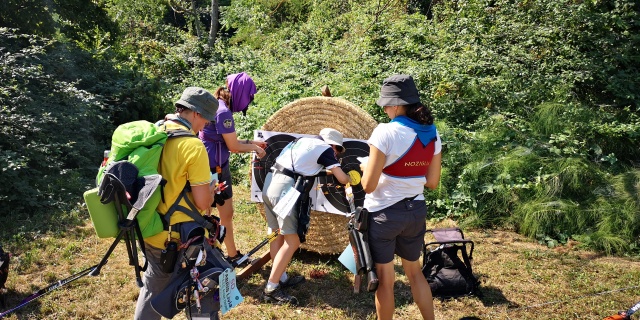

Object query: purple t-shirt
[199,100,236,168]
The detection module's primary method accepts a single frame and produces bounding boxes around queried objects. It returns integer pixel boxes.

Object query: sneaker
[226,251,253,268]
[279,274,306,289]
[262,287,298,306]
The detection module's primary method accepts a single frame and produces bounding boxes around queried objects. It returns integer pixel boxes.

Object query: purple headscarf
[227,72,257,116]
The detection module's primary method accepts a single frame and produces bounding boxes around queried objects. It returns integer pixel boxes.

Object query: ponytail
[214,87,231,106]
[404,103,434,125]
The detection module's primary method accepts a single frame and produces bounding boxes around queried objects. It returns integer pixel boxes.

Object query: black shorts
[211,162,233,200]
[368,200,427,264]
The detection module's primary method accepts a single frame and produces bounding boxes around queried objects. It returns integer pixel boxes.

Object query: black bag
[295,176,314,244]
[422,228,479,299]
[151,222,232,319]
[347,208,378,292]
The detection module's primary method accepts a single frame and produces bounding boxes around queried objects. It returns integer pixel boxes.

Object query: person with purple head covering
[199,72,267,266]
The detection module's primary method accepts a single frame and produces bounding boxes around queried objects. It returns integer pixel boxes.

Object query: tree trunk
[208,0,219,48]
[191,0,202,38]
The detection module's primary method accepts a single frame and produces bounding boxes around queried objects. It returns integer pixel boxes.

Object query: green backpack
[88,120,195,238]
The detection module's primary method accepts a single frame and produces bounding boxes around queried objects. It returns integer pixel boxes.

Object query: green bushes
[580,170,640,254]
[186,0,640,254]
[0,30,110,214]
[0,28,167,216]
[2,0,639,254]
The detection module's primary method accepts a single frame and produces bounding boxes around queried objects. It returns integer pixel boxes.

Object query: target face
[251,130,370,216]
[251,133,297,194]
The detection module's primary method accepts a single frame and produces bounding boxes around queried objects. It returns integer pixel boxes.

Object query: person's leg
[262,232,300,305]
[367,205,403,320]
[268,233,300,284]
[394,200,432,319]
[266,179,305,287]
[402,258,434,320]
[374,262,396,320]
[269,235,284,261]
[216,165,238,258]
[261,173,299,303]
[263,172,285,262]
[217,199,237,256]
[134,246,170,320]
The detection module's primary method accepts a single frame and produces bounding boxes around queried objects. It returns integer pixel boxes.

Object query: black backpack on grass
[422,228,479,299]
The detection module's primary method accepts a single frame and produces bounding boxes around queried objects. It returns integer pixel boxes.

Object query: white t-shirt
[363,122,441,212]
[274,138,340,176]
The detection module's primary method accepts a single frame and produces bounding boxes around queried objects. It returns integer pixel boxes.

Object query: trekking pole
[232,230,280,268]
[0,264,97,319]
[603,300,640,320]
[628,300,640,317]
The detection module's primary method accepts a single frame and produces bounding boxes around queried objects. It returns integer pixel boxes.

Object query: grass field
[1,185,639,319]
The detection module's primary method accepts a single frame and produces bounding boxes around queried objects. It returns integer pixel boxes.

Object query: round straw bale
[256,96,377,254]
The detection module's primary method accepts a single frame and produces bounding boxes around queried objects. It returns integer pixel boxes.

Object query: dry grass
[2,185,640,320]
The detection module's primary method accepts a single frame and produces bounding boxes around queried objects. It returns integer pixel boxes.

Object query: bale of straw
[256,96,378,254]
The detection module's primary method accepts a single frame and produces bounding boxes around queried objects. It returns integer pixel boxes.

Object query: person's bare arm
[328,166,350,185]
[221,132,265,158]
[250,140,267,149]
[424,153,442,190]
[191,183,214,212]
[361,145,386,194]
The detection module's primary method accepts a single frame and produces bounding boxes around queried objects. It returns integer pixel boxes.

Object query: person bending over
[261,128,352,305]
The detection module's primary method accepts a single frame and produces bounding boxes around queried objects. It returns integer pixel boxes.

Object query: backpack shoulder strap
[155,122,213,232]
[459,243,476,277]
[165,128,196,139]
[156,118,197,139]
[162,181,215,231]
[156,124,197,205]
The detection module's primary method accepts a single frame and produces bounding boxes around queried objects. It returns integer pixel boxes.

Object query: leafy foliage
[1,0,639,254]
[0,29,110,213]
[0,0,119,46]
[0,27,167,216]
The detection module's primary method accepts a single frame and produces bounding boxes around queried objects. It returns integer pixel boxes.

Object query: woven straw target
[256,96,377,254]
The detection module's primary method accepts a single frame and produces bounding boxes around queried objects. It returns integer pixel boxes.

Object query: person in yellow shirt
[134,87,219,320]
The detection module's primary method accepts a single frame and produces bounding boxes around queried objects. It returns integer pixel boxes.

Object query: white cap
[319,128,345,153]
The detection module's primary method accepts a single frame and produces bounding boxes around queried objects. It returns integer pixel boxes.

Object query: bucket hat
[319,128,345,153]
[376,74,420,107]
[175,87,218,122]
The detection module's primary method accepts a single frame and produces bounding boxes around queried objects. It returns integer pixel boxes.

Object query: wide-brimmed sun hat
[319,128,345,153]
[376,74,420,107]
[175,87,218,121]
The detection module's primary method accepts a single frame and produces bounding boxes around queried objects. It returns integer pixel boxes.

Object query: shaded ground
[1,187,639,319]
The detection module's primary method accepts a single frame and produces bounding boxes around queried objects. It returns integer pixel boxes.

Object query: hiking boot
[279,274,306,289]
[226,251,253,268]
[262,287,298,306]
